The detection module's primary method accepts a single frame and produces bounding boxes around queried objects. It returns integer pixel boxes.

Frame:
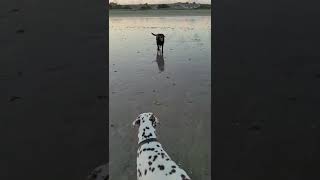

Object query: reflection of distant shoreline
[109,9,211,17]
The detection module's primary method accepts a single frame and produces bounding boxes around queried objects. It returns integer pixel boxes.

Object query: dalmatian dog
[132,112,191,180]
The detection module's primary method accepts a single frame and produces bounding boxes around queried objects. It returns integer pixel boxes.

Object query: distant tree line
[109,2,131,9]
[196,4,211,9]
[109,2,211,10]
[157,4,170,9]
[140,3,152,10]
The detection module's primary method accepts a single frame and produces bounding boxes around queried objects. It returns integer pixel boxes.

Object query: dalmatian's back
[136,142,191,180]
[133,112,191,180]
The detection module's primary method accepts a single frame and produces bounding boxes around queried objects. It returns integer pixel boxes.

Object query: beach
[109,10,211,180]
[2,0,320,179]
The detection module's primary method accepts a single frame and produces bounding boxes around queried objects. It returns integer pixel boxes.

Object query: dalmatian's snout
[132,117,140,127]
[151,114,160,126]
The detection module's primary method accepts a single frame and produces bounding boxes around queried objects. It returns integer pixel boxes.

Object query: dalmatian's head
[132,112,160,128]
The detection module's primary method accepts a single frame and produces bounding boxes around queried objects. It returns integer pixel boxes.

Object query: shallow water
[109,13,211,180]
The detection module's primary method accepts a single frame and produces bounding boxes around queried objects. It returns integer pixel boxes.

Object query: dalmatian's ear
[132,117,140,127]
[150,114,160,127]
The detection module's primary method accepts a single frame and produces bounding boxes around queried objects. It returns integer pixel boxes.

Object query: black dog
[151,33,165,53]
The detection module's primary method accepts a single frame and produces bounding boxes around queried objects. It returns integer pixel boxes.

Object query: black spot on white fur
[158,165,165,170]
[152,155,158,162]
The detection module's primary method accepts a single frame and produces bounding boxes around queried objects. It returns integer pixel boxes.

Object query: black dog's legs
[162,45,163,54]
[157,45,160,51]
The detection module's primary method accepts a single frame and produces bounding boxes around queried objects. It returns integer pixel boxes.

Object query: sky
[110,0,211,5]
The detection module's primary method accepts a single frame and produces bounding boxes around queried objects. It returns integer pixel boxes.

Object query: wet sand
[109,11,211,180]
[0,0,108,179]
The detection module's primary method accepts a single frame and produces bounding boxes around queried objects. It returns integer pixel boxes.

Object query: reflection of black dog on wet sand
[156,51,165,72]
[151,33,165,53]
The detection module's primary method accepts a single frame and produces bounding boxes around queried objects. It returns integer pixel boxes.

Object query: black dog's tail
[151,33,157,36]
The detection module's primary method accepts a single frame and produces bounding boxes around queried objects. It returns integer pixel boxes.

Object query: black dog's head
[157,34,165,42]
[152,33,165,43]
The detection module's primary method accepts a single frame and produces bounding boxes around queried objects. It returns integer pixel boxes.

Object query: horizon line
[109,2,212,5]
